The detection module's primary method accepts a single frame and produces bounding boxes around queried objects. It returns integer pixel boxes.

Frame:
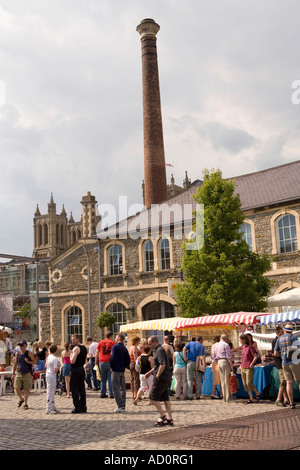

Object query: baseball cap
[17,340,27,346]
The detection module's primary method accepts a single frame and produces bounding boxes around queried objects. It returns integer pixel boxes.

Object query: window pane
[108,245,123,275]
[160,238,170,270]
[144,240,154,272]
[240,223,253,251]
[66,306,82,343]
[107,303,126,334]
[277,214,298,253]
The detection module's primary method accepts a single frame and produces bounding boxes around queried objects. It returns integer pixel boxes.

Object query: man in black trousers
[70,334,88,414]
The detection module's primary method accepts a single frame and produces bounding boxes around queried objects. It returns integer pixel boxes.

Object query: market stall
[119,317,181,345]
[120,317,180,333]
[173,311,271,330]
[259,310,300,325]
[257,311,300,399]
[173,312,275,398]
[267,288,300,309]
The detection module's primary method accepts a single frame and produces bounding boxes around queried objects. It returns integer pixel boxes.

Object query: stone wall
[46,203,300,346]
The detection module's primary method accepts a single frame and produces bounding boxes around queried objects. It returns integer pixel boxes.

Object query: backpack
[135,355,142,373]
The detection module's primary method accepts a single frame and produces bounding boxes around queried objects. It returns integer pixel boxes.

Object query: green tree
[96,311,116,329]
[176,169,272,317]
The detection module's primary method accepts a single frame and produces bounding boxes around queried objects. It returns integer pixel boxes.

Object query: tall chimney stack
[137,18,167,208]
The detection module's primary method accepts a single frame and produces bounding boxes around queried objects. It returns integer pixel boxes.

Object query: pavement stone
[0,388,289,451]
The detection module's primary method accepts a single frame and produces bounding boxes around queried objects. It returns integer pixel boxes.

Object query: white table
[0,370,13,395]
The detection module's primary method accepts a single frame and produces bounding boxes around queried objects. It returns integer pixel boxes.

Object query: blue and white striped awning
[260,311,300,324]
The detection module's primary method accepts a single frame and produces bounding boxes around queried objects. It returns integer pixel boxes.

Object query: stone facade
[37,169,300,347]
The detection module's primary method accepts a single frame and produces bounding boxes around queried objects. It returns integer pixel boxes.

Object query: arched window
[277,214,298,253]
[143,301,174,321]
[56,224,59,244]
[44,224,48,245]
[144,240,154,272]
[107,303,126,334]
[38,225,43,246]
[159,238,170,270]
[240,222,253,251]
[65,305,82,343]
[108,244,123,275]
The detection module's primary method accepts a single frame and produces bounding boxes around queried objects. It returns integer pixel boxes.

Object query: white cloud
[0,0,300,254]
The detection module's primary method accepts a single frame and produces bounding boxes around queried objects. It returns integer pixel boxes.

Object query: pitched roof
[232,160,300,210]
[98,160,300,238]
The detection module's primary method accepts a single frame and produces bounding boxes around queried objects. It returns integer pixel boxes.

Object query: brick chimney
[137,18,167,208]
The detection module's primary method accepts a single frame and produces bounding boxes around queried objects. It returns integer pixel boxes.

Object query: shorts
[283,363,300,383]
[139,373,154,393]
[277,368,286,389]
[62,363,71,377]
[149,376,171,402]
[240,367,256,392]
[15,372,33,390]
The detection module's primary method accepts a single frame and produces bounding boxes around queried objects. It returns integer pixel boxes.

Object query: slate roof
[99,160,300,237]
[232,160,300,210]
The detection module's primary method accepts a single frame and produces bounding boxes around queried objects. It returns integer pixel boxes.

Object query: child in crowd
[45,344,60,414]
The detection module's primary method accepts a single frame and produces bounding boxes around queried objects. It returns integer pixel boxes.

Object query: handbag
[135,355,142,373]
[93,364,101,381]
[229,373,239,394]
[195,355,206,373]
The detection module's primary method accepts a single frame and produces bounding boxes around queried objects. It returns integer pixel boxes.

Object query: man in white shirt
[45,344,60,414]
[212,334,234,402]
[87,337,100,391]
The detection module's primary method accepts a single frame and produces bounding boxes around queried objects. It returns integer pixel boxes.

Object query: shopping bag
[93,364,101,381]
[229,373,238,394]
[170,375,175,392]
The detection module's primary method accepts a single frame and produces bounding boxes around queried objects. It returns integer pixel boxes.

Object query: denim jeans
[99,362,113,396]
[187,360,202,398]
[90,357,100,390]
[111,371,126,409]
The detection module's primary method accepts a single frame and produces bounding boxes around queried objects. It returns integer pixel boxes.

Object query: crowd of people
[4,322,300,423]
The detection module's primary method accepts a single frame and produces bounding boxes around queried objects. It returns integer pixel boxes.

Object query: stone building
[34,19,300,346]
[35,159,300,346]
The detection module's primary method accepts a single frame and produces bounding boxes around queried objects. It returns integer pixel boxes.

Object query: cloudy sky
[1,0,300,257]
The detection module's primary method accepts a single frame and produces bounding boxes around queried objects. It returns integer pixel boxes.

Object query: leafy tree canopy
[176,169,272,317]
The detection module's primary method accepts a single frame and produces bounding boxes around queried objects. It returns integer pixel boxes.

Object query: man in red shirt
[95,332,115,398]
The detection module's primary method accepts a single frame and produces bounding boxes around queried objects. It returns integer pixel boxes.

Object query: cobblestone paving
[1,389,295,451]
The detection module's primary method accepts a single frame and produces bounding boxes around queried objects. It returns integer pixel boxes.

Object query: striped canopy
[119,317,180,333]
[173,312,270,330]
[259,311,300,325]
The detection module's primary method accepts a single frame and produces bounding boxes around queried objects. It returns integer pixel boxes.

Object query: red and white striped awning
[174,312,271,330]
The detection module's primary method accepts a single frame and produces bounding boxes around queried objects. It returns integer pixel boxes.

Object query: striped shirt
[212,340,232,361]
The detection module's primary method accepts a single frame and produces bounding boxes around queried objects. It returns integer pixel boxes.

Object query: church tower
[137,19,167,208]
[33,194,68,258]
[81,191,99,238]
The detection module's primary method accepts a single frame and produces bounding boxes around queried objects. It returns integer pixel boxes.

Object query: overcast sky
[1,0,300,257]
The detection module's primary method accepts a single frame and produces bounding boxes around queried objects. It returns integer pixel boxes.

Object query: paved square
[1,389,298,450]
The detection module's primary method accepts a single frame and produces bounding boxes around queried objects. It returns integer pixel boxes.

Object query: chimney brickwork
[137,18,167,208]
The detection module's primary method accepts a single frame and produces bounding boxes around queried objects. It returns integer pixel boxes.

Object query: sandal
[166,418,174,426]
[255,393,261,401]
[24,404,29,410]
[154,415,167,426]
[18,399,24,407]
[244,400,254,404]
